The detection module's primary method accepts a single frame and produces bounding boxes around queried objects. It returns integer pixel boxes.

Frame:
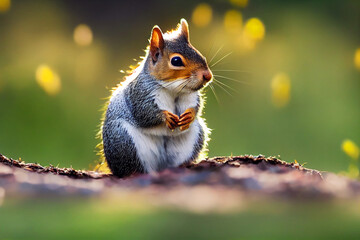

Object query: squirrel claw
[163,110,179,130]
[178,108,195,131]
[179,124,190,131]
[166,121,176,130]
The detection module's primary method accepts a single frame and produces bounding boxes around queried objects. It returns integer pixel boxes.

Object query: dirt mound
[1,153,359,211]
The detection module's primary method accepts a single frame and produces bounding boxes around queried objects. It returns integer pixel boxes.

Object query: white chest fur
[122,119,201,173]
[154,87,198,115]
[141,87,198,137]
[122,87,201,173]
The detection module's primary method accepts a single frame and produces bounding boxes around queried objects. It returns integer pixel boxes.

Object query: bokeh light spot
[35,65,61,95]
[271,72,291,108]
[0,0,10,13]
[354,48,360,70]
[244,18,265,41]
[192,3,213,27]
[229,0,248,8]
[240,32,256,51]
[224,10,242,34]
[342,139,359,160]
[73,24,93,46]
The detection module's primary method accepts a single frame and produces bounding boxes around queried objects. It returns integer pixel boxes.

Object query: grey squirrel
[100,19,213,177]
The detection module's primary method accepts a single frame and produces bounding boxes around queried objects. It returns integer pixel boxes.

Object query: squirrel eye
[170,56,184,67]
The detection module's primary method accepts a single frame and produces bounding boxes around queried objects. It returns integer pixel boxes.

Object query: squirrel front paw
[163,110,179,130]
[178,108,196,131]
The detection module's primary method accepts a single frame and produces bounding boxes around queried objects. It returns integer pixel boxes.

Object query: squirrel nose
[202,69,213,82]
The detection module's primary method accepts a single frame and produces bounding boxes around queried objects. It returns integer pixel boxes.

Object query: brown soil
[1,153,360,211]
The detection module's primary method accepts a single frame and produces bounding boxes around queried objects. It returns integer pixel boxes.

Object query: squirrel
[99,19,213,177]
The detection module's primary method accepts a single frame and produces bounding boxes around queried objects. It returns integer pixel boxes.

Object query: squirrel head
[147,19,213,92]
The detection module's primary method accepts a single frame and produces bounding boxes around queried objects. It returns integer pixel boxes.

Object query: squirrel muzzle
[202,69,213,82]
[196,68,213,89]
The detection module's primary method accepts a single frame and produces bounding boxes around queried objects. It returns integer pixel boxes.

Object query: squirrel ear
[150,26,164,62]
[180,18,190,42]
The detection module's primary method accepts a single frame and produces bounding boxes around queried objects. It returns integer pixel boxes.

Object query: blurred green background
[1,1,360,239]
[0,0,359,173]
[1,198,360,240]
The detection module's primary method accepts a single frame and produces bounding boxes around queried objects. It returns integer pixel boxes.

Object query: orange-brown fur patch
[150,48,202,81]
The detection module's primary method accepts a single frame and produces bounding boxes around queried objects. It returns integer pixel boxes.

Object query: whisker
[212,80,233,97]
[177,80,190,95]
[209,45,224,65]
[206,38,216,62]
[148,79,184,96]
[210,52,232,68]
[213,74,251,85]
[213,78,238,94]
[162,79,185,88]
[212,69,252,74]
[209,83,220,104]
[164,79,183,88]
